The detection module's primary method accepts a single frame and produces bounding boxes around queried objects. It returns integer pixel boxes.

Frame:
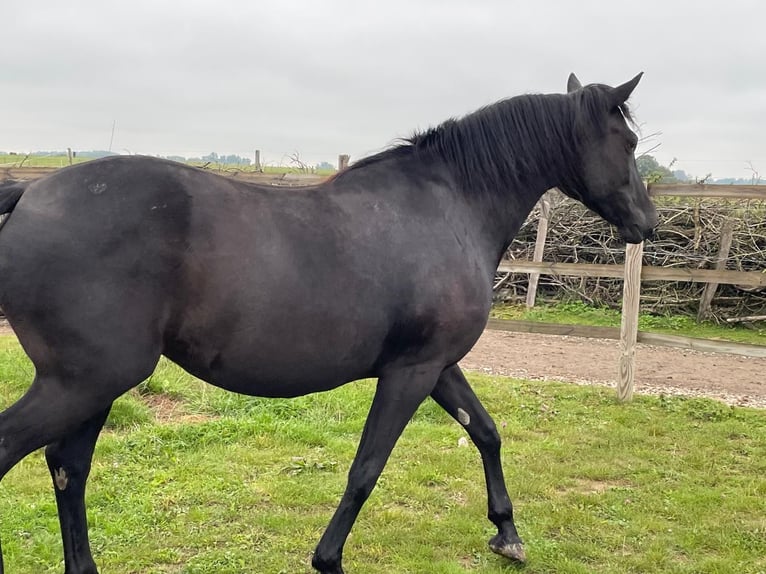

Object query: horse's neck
[441,129,567,266]
[468,174,553,267]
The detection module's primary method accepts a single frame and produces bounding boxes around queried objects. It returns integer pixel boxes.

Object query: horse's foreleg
[45,407,112,574]
[311,365,442,574]
[430,364,525,562]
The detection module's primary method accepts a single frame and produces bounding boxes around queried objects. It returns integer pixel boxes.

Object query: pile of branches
[496,191,766,322]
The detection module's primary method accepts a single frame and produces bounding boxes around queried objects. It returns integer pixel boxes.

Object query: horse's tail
[0,181,27,214]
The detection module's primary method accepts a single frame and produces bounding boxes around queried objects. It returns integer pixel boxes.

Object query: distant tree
[221,154,251,166]
[636,154,677,183]
[200,152,251,166]
[636,154,661,176]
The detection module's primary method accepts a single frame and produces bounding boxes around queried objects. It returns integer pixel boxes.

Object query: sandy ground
[462,329,766,408]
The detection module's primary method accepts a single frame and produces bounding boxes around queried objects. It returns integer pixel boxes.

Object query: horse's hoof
[488,535,526,563]
[311,554,344,574]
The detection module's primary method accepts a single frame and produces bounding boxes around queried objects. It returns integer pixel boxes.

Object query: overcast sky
[4,0,765,179]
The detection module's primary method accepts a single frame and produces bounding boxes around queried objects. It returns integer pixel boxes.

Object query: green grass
[0,153,336,176]
[0,336,764,573]
[492,301,766,345]
[0,153,90,168]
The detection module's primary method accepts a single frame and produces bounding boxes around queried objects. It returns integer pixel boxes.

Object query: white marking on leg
[457,407,471,426]
[54,468,69,491]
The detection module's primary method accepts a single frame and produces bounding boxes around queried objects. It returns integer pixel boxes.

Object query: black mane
[336,85,633,195]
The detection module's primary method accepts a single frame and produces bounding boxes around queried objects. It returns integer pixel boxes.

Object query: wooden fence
[495,183,766,401]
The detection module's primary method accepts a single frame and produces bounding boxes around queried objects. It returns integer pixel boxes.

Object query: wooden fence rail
[500,183,766,401]
[498,261,766,287]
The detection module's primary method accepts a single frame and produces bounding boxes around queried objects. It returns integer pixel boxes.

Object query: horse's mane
[334,85,633,195]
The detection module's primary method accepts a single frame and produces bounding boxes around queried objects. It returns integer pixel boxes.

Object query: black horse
[0,73,656,574]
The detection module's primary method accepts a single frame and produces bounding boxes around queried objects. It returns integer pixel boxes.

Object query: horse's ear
[612,72,643,104]
[567,73,582,93]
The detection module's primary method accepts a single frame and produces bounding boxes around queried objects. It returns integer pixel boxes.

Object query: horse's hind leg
[430,365,525,563]
[0,374,132,574]
[45,407,112,574]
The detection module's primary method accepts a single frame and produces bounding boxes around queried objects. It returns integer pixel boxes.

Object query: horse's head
[560,73,658,244]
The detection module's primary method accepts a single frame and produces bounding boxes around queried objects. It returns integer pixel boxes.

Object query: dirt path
[1,321,763,408]
[462,329,766,408]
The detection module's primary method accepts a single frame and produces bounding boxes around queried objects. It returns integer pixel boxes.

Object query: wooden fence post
[526,193,552,308]
[617,241,644,402]
[338,154,350,170]
[697,220,735,322]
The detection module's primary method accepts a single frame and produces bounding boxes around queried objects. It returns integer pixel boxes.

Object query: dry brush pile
[496,191,766,321]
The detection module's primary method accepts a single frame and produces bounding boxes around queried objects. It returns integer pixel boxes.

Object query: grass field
[0,153,91,168]
[0,335,763,573]
[0,153,336,176]
[491,301,766,346]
